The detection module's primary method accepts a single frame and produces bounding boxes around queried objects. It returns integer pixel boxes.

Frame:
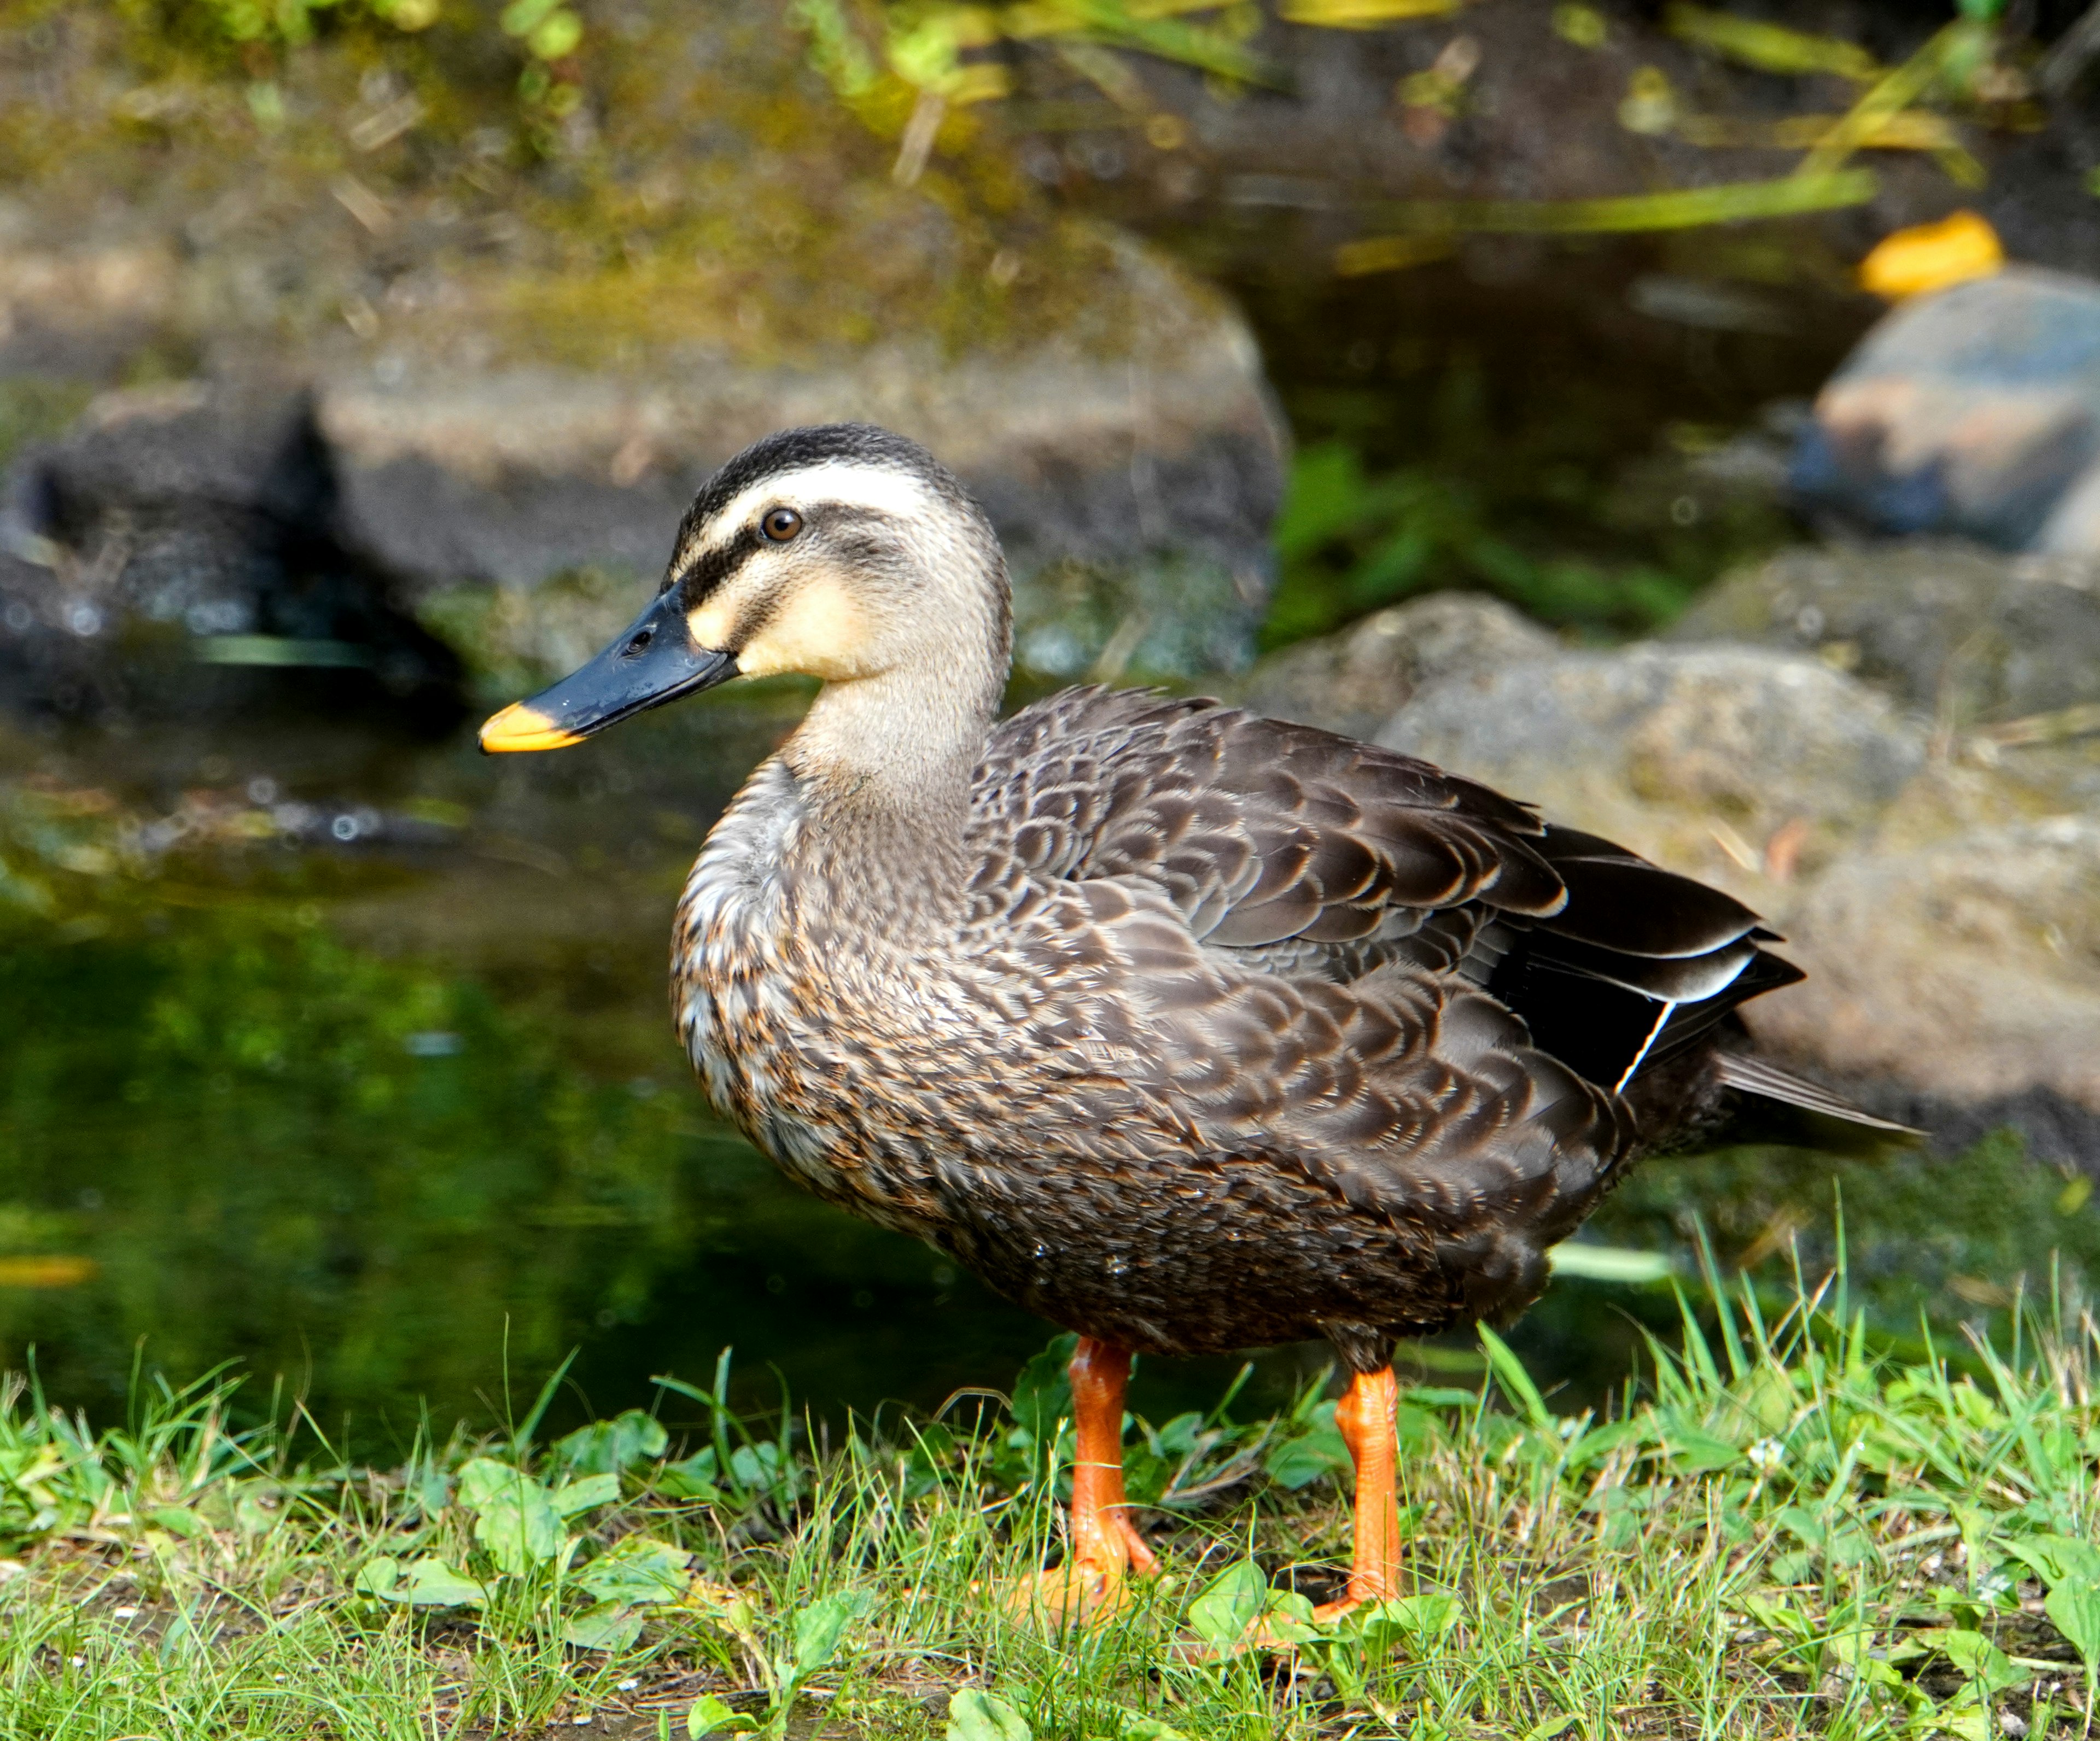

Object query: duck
[479,423,1903,1622]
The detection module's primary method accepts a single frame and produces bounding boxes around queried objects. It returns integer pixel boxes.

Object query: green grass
[4,1256,2100,1740]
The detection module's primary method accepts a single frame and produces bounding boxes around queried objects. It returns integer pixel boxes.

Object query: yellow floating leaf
[1857,208,2003,299]
[0,1255,97,1289]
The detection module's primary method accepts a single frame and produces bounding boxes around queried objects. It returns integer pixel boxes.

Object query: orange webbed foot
[1006,1337,1158,1630]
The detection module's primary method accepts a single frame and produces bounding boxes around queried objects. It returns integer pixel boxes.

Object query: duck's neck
[777,662,997,928]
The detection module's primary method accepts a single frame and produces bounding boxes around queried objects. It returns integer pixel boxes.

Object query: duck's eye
[761,507,803,543]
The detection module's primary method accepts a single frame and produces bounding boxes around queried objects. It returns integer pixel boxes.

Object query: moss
[0,378,94,472]
[0,1,1136,372]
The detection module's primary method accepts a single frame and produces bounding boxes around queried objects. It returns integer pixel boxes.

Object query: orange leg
[1009,1336,1156,1623]
[1315,1365,1402,1621]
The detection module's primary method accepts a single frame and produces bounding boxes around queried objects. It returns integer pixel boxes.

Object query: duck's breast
[673,761,958,1236]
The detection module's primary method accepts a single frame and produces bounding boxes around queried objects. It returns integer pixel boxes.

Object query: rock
[0,383,463,727]
[1751,817,2100,1132]
[1376,643,1926,881]
[1228,591,1556,740]
[1792,268,2100,553]
[1673,539,2100,816]
[1673,540,2100,726]
[0,5,1285,699]
[1372,634,2100,1155]
[317,232,1282,685]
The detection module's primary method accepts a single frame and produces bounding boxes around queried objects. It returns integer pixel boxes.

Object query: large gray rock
[1793,268,2100,554]
[0,251,1282,702]
[1367,635,2100,1155]
[318,238,1283,686]
[1377,643,1926,883]
[1228,591,1555,741]
[1753,817,2100,1127]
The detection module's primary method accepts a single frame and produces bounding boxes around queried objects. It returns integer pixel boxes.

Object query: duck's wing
[975,688,1851,1117]
[975,686,1566,948]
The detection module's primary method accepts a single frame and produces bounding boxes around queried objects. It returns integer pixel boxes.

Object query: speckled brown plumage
[672,672,1804,1372]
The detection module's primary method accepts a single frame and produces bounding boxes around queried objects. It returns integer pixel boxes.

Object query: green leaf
[146,1505,210,1539]
[946,1689,1032,1741]
[2045,1578,2100,1674]
[458,1457,563,1575]
[658,1448,723,1502]
[353,1555,401,1599]
[551,1472,621,1518]
[1188,1558,1266,1646]
[1927,1701,1994,1741]
[1010,1335,1078,1448]
[686,1694,757,1738]
[554,1410,668,1476]
[1257,1588,1319,1646]
[792,1589,871,1679]
[1361,1593,1461,1657]
[1934,1628,2026,1697]
[1663,1428,1742,1475]
[2005,1534,2100,1590]
[1113,1714,1192,1741]
[579,1535,693,1606]
[562,1599,645,1652]
[378,1556,487,1608]
[1264,1404,1351,1491]
[1739,1590,1816,1645]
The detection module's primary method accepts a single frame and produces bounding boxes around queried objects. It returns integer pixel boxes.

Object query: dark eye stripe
[662,523,762,600]
[658,501,907,600]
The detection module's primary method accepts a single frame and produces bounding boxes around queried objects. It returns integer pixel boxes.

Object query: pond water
[0,246,2071,1454]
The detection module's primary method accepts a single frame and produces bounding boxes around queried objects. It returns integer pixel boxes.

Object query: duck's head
[479,423,1009,753]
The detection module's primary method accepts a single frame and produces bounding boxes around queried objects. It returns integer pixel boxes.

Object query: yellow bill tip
[478,702,584,753]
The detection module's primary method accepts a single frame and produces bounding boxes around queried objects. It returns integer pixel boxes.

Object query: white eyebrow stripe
[674,461,937,574]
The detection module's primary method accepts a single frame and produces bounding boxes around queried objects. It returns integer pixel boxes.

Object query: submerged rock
[0,383,462,728]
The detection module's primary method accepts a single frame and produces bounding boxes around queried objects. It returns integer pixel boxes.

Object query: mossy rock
[0,0,1285,686]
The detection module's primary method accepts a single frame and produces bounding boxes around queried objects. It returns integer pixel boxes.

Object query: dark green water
[0,691,1362,1447]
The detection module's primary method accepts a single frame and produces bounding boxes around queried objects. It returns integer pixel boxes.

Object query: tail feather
[1714,1053,1921,1136]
